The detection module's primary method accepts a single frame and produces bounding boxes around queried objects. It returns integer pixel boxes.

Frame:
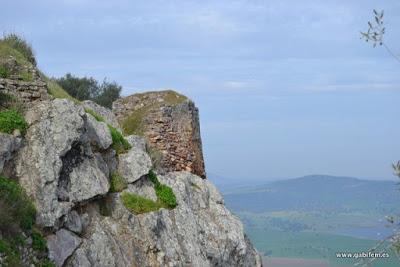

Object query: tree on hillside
[95,80,122,108]
[55,73,122,108]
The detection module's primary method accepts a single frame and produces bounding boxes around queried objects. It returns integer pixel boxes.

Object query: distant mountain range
[222,175,400,214]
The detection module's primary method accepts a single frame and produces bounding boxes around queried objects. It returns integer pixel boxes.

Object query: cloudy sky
[1,0,400,181]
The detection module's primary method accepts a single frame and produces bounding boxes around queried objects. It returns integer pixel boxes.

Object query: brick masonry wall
[113,91,206,178]
[0,78,51,106]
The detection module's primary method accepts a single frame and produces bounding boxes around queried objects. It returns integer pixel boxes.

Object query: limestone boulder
[117,135,152,184]
[82,100,120,130]
[85,113,112,150]
[15,99,110,228]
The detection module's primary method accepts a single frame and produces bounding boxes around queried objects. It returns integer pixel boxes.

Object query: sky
[1,0,400,181]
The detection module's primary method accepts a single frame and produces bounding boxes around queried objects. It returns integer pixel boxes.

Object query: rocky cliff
[0,53,261,267]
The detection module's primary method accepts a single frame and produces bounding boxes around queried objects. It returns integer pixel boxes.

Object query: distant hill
[223,175,400,214]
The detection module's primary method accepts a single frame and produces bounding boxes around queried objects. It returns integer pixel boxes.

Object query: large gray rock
[82,100,120,130]
[66,218,126,267]
[67,171,262,267]
[15,99,110,228]
[68,155,109,202]
[85,113,112,150]
[117,135,152,183]
[47,229,82,267]
[0,133,21,173]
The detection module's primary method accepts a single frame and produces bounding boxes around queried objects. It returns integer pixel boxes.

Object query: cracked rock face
[67,171,262,267]
[117,135,152,183]
[9,97,261,267]
[47,229,82,267]
[15,99,111,228]
[86,113,113,150]
[82,100,121,130]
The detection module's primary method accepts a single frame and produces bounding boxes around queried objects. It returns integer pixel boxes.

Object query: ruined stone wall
[0,78,51,105]
[113,90,206,178]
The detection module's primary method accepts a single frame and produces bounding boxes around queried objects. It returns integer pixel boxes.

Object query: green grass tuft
[0,109,28,135]
[148,169,160,186]
[0,238,21,266]
[1,34,36,66]
[0,64,9,78]
[108,125,131,154]
[45,77,80,104]
[155,184,177,208]
[0,175,36,233]
[148,170,177,209]
[121,192,162,214]
[110,172,127,193]
[39,259,56,267]
[0,40,31,67]
[120,171,177,214]
[20,71,33,82]
[31,230,47,252]
[121,106,148,136]
[85,108,105,122]
[84,108,131,154]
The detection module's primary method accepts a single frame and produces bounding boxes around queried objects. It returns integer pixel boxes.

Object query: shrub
[121,192,161,214]
[2,33,36,66]
[108,125,131,154]
[110,172,127,193]
[0,109,28,135]
[31,230,47,252]
[0,175,36,234]
[54,73,121,108]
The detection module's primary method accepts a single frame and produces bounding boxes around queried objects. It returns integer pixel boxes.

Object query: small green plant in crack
[148,170,177,209]
[84,108,105,122]
[31,230,47,252]
[84,108,131,154]
[121,171,177,214]
[110,172,127,193]
[121,192,162,214]
[109,124,131,154]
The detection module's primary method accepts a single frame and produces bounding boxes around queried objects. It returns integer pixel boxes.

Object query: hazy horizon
[2,0,399,181]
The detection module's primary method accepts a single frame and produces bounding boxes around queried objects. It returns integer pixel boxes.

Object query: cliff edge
[0,43,261,267]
